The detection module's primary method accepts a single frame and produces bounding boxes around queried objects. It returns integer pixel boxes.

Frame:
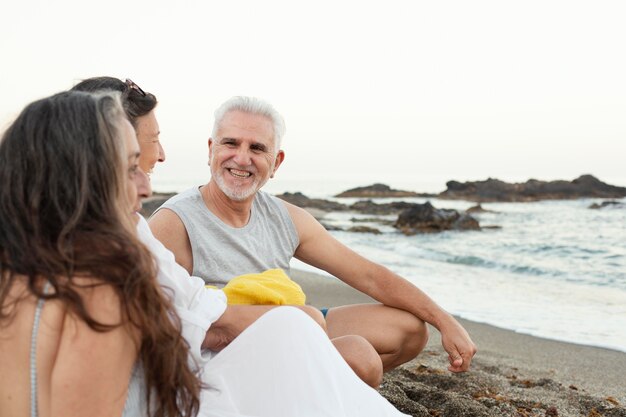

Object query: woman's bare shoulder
[0,276,139,417]
[51,277,140,416]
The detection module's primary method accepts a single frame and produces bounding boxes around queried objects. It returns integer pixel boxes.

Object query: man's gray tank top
[154,187,300,287]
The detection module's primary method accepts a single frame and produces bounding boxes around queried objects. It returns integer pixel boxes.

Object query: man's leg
[325,304,428,371]
[295,305,383,387]
[331,335,383,388]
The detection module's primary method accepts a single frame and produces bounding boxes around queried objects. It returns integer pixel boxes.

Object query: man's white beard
[213,170,264,201]
[211,156,272,202]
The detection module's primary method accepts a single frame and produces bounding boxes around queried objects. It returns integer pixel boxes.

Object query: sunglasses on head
[124,78,146,97]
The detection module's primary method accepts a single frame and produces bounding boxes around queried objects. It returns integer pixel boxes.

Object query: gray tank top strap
[122,362,148,416]
[30,281,51,417]
[29,281,147,417]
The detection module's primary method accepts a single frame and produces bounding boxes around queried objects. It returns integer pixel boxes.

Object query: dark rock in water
[321,223,343,231]
[466,204,494,214]
[349,200,417,215]
[276,192,483,235]
[350,217,396,226]
[482,225,503,230]
[589,200,624,209]
[275,191,427,218]
[275,192,348,212]
[394,202,480,235]
[347,225,382,235]
[439,175,626,202]
[140,192,176,218]
[335,183,429,198]
[453,214,481,231]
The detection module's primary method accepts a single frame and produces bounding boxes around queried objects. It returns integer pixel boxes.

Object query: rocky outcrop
[349,200,417,215]
[320,223,343,231]
[439,175,626,202]
[394,202,480,235]
[276,193,481,235]
[465,204,494,214]
[589,201,624,209]
[350,217,395,226]
[276,193,419,216]
[335,183,432,198]
[347,225,382,235]
[275,192,349,212]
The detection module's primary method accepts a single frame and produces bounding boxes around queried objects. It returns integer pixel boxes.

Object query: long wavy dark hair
[0,91,200,417]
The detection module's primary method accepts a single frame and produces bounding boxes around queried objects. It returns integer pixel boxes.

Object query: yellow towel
[211,269,306,305]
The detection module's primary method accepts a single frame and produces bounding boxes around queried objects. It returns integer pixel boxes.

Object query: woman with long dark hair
[0,91,200,417]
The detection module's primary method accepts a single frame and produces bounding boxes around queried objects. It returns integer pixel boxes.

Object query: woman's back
[0,277,138,417]
[0,90,200,417]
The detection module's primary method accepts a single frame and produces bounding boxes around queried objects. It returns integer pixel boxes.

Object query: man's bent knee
[388,315,429,370]
[324,304,429,371]
[332,335,383,389]
[297,305,327,332]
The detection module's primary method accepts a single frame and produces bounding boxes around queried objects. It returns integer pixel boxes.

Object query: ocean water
[152,175,626,352]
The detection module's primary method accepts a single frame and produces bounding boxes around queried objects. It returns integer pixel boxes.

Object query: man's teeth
[229,169,251,178]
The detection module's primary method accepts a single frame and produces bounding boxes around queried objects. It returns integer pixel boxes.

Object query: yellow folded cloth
[213,268,306,305]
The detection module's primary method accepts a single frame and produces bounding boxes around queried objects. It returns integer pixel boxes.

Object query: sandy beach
[291,269,626,417]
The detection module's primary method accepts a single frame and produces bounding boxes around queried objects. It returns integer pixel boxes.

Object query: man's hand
[439,316,477,372]
[204,322,238,352]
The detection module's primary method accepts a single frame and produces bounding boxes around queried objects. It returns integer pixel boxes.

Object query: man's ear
[270,150,285,178]
[208,138,213,165]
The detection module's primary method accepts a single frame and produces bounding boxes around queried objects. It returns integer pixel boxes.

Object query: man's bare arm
[149,208,194,274]
[284,201,477,372]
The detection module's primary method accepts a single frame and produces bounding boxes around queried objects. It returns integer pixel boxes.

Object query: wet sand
[292,269,626,417]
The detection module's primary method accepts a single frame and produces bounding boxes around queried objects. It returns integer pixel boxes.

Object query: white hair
[211,96,286,152]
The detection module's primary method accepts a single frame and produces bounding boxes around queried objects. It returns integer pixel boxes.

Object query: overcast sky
[2,0,625,191]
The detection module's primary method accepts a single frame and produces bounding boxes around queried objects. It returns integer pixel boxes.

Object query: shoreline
[291,268,626,415]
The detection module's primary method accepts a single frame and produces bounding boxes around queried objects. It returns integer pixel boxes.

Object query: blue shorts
[320,308,329,318]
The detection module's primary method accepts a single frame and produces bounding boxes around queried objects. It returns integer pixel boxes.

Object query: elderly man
[149,96,476,375]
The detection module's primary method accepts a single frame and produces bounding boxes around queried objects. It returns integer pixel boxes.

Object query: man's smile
[227,168,253,179]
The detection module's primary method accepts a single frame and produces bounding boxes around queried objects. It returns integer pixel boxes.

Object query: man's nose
[232,147,252,166]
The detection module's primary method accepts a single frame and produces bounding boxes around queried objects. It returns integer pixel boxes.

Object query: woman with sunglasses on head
[72,77,166,174]
[0,90,200,417]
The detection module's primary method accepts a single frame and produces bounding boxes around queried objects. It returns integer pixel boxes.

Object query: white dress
[200,307,409,417]
[136,217,408,417]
